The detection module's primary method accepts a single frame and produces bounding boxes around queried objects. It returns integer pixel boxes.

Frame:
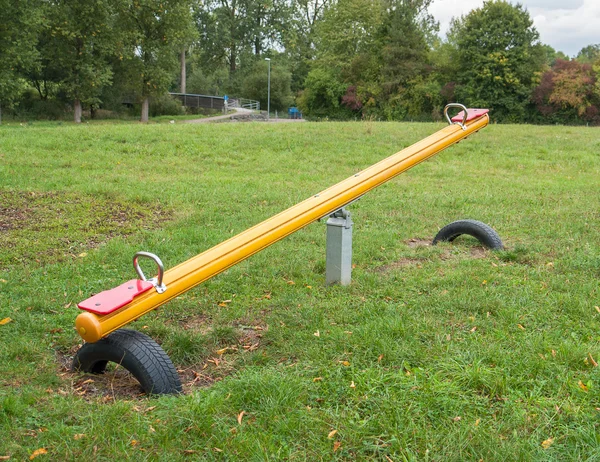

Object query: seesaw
[72,104,496,394]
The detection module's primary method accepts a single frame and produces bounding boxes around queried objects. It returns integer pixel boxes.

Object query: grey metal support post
[326,207,353,285]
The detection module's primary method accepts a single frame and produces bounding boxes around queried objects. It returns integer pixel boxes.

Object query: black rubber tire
[432,219,503,250]
[72,329,182,395]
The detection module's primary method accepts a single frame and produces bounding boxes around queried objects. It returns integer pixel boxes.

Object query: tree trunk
[180,48,186,94]
[74,99,82,123]
[230,46,237,73]
[141,97,149,122]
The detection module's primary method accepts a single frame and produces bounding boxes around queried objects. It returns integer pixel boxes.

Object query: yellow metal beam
[76,113,489,342]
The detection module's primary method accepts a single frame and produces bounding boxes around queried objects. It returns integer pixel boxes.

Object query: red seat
[451,108,489,123]
[78,279,154,315]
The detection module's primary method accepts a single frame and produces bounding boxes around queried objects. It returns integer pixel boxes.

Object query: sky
[429,0,600,57]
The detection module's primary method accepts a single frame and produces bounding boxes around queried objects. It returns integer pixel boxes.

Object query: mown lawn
[0,119,599,460]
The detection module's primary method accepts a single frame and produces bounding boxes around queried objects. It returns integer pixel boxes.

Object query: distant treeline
[1,0,599,124]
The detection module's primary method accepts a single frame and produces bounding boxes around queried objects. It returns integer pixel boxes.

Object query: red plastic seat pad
[78,279,154,315]
[451,108,489,123]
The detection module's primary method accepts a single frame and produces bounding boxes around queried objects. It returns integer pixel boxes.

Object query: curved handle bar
[133,251,167,294]
[444,103,468,130]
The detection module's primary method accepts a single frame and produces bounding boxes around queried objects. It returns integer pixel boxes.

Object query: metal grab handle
[444,103,468,130]
[133,251,167,294]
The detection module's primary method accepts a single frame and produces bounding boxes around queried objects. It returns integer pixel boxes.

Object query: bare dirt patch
[0,190,172,268]
[376,237,490,273]
[57,323,266,400]
[406,238,432,248]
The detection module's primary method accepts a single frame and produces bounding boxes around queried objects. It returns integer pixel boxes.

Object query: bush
[149,94,185,117]
[13,89,70,120]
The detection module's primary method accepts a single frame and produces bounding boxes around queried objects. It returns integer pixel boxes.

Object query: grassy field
[0,119,599,460]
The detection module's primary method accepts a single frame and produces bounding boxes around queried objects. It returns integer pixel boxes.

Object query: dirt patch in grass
[376,257,425,273]
[377,237,490,273]
[56,323,265,400]
[406,238,432,248]
[56,345,146,400]
[0,190,172,269]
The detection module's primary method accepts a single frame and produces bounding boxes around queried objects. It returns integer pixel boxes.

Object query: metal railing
[228,97,260,111]
[169,93,225,110]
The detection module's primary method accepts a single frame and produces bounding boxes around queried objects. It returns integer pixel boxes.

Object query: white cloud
[429,0,600,56]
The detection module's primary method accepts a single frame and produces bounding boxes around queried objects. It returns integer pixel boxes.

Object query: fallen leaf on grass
[578,380,588,392]
[328,430,338,439]
[378,354,384,362]
[588,353,598,367]
[73,434,85,440]
[517,324,525,330]
[541,437,554,449]
[339,361,350,367]
[130,440,139,446]
[596,306,600,314]
[0,456,11,461]
[78,252,87,258]
[349,381,356,389]
[237,411,245,425]
[313,377,323,382]
[29,448,47,460]
[475,418,481,426]
[452,416,462,422]
[216,347,235,355]
[0,279,7,283]
[0,318,12,326]
[313,330,320,337]
[333,441,341,452]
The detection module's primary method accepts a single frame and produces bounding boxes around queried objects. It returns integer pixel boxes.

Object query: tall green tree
[378,0,439,119]
[118,0,196,121]
[41,0,118,123]
[301,0,438,120]
[576,44,600,64]
[299,0,383,117]
[0,0,43,123]
[449,0,545,122]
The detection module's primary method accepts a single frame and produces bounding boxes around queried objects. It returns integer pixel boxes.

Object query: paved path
[182,107,305,124]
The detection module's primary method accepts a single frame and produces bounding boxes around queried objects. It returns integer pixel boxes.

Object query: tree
[449,0,545,122]
[301,0,383,118]
[378,0,439,119]
[0,0,43,123]
[302,0,438,120]
[576,44,600,64]
[532,59,599,124]
[41,0,117,123]
[240,58,293,111]
[118,0,197,122]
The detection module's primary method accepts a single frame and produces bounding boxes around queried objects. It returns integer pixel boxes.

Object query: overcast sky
[429,0,600,57]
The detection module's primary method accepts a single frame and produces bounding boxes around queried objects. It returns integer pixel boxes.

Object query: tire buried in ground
[432,219,503,250]
[72,329,182,395]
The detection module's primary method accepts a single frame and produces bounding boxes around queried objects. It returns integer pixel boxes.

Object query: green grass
[0,120,599,460]
[0,112,223,128]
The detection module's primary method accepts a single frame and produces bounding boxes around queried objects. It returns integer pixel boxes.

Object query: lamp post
[265,57,271,121]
